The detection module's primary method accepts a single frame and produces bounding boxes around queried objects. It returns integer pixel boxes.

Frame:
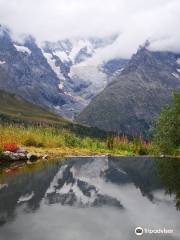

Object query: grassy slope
[0,90,107,139]
[0,125,154,158]
[0,90,155,158]
[0,89,68,124]
[0,90,113,157]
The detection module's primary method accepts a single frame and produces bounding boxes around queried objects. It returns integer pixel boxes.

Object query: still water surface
[0,156,180,240]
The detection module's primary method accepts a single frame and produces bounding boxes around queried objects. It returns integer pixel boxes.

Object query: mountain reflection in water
[0,156,180,240]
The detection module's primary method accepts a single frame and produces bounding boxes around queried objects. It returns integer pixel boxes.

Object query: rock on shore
[0,148,48,163]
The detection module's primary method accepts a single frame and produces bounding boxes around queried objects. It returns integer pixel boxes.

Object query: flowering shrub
[3,143,19,153]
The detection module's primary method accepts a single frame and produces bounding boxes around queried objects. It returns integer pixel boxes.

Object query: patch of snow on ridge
[55,181,95,205]
[45,165,68,195]
[42,51,61,78]
[14,44,31,55]
[54,105,61,111]
[54,50,69,62]
[176,69,180,73]
[42,50,65,89]
[69,39,93,63]
[0,60,6,65]
[59,82,64,90]
[70,64,107,89]
[57,183,72,194]
[17,192,34,203]
[64,91,72,97]
[172,72,179,79]
[71,181,91,205]
[176,58,180,65]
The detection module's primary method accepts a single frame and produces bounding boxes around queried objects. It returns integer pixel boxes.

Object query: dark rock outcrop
[0,26,73,117]
[0,148,48,163]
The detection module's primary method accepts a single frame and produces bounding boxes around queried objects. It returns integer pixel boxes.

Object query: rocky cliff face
[77,46,180,137]
[0,26,127,119]
[40,35,128,118]
[0,27,76,118]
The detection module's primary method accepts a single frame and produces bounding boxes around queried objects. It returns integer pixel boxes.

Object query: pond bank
[0,145,179,176]
[0,145,129,172]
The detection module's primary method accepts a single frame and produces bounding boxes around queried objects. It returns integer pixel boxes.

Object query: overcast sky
[0,0,180,58]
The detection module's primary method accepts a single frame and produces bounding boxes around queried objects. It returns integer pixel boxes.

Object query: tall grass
[0,124,155,156]
[0,125,106,151]
[107,135,154,155]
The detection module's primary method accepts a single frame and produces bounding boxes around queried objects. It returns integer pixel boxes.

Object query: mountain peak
[77,48,180,137]
[139,39,151,50]
[122,47,155,74]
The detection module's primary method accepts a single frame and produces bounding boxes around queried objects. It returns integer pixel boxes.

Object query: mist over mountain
[77,45,180,137]
[0,0,180,138]
[0,26,127,119]
[1,0,180,61]
[40,34,128,118]
[1,23,180,137]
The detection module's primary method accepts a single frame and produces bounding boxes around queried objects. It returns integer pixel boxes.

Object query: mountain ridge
[0,25,127,119]
[77,47,180,137]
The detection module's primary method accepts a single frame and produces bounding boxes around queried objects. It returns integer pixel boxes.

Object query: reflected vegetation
[0,159,63,225]
[155,157,180,210]
[107,156,162,200]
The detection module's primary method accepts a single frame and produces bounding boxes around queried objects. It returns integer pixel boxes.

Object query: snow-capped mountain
[40,35,128,118]
[42,35,118,65]
[0,26,75,118]
[44,157,123,207]
[0,25,128,119]
[0,155,164,218]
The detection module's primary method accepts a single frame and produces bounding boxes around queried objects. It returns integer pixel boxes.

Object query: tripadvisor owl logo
[135,227,144,236]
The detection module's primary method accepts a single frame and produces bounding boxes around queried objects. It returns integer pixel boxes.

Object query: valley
[0,1,180,239]
[0,26,127,119]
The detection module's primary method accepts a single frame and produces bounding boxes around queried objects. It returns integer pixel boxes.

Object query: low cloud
[0,0,180,59]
